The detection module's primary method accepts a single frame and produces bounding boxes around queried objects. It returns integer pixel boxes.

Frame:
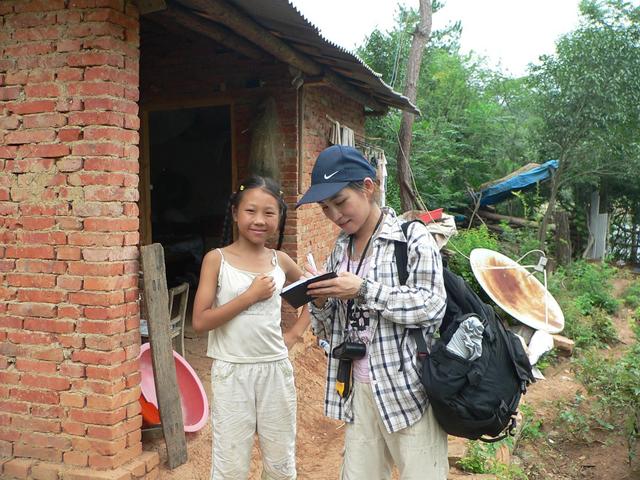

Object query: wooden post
[140,244,188,469]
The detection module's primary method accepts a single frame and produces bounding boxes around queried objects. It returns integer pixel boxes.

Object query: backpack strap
[394,220,429,358]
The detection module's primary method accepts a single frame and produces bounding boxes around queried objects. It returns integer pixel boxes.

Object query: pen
[306,252,318,274]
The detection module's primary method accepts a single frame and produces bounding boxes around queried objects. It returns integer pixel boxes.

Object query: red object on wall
[419,208,444,224]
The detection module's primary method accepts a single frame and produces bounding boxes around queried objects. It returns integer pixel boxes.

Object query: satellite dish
[469,248,564,334]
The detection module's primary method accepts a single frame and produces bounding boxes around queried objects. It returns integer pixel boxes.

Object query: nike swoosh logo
[324,171,339,180]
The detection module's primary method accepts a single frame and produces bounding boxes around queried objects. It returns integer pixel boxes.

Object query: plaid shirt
[310,208,446,433]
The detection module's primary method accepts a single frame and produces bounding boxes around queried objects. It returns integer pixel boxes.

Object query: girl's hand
[246,274,275,303]
[307,272,363,301]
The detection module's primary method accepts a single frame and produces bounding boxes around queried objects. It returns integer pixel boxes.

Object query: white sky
[290,0,583,78]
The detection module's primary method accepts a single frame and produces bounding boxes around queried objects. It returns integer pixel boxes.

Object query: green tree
[529,0,640,248]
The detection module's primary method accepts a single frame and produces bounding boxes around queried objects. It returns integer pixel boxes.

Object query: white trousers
[341,382,448,480]
[210,359,297,480]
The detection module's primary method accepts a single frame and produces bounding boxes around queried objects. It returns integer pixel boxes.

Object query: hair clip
[279,190,284,196]
[239,185,245,191]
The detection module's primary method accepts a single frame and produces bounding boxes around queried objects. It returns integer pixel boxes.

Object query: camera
[332,341,366,399]
[332,341,366,360]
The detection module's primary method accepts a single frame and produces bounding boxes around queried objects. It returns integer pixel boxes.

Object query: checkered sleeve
[362,221,446,329]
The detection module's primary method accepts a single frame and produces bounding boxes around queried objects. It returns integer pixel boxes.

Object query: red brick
[18,143,71,158]
[56,246,81,260]
[59,363,86,379]
[84,186,138,202]
[24,83,62,98]
[21,216,56,229]
[56,67,84,81]
[2,458,34,478]
[57,304,82,318]
[67,262,123,276]
[0,86,21,101]
[0,400,29,415]
[14,443,62,462]
[5,128,56,144]
[56,275,83,291]
[57,39,83,52]
[0,115,21,130]
[76,319,126,335]
[15,259,65,274]
[61,420,86,438]
[21,373,69,392]
[72,142,123,157]
[0,146,18,159]
[63,451,88,467]
[60,392,85,408]
[83,97,138,114]
[17,231,67,245]
[23,113,67,129]
[30,462,62,480]
[73,348,126,366]
[14,0,65,12]
[24,318,74,334]
[10,388,59,405]
[67,52,124,68]
[68,111,124,127]
[15,358,57,374]
[32,347,64,362]
[69,407,127,426]
[8,331,54,345]
[16,289,65,304]
[8,302,57,318]
[7,99,56,115]
[27,69,56,83]
[84,217,138,232]
[31,404,65,419]
[58,128,82,142]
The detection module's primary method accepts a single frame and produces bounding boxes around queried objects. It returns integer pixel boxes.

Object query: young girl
[193,176,309,480]
[298,145,449,479]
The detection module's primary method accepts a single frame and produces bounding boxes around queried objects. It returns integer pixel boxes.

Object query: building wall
[296,86,366,271]
[0,1,159,478]
[0,1,367,477]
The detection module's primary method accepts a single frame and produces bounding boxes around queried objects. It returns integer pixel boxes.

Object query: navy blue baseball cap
[296,145,376,207]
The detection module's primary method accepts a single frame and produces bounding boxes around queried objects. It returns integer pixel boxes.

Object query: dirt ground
[145,277,640,479]
[515,277,640,480]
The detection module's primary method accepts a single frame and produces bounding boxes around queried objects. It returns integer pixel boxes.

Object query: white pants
[210,359,297,480]
[341,382,448,480]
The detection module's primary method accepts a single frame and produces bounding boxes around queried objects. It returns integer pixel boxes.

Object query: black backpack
[395,221,535,442]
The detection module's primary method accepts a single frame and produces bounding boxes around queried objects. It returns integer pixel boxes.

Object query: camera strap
[345,211,384,337]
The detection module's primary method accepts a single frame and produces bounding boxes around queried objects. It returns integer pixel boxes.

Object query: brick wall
[296,86,365,269]
[0,1,158,478]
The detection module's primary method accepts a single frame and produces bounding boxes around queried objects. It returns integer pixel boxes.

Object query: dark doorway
[148,105,231,288]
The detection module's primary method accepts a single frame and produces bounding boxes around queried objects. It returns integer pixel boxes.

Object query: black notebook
[280,272,337,309]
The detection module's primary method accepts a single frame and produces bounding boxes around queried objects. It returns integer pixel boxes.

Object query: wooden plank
[140,244,187,469]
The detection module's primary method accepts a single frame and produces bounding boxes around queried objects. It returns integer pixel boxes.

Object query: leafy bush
[572,329,640,456]
[548,261,620,349]
[458,439,527,479]
[447,225,499,289]
[622,281,640,309]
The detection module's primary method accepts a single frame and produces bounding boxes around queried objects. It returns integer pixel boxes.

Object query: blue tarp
[476,160,559,206]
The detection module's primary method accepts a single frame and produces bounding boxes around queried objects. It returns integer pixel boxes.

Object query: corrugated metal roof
[178,0,419,114]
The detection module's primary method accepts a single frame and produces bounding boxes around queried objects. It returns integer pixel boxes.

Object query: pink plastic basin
[139,343,208,433]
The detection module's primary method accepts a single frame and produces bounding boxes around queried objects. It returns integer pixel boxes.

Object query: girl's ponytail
[220,193,236,247]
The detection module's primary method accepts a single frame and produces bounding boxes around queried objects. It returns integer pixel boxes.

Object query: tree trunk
[396,0,432,212]
[554,210,572,266]
[538,154,566,247]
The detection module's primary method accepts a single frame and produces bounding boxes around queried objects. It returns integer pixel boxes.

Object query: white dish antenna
[469,248,564,334]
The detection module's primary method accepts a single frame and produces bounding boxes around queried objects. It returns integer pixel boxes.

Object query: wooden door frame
[138,98,236,246]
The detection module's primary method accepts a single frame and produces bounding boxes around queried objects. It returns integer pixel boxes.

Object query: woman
[297,145,449,479]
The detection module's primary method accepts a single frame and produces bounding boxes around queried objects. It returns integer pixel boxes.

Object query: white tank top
[206,249,288,363]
